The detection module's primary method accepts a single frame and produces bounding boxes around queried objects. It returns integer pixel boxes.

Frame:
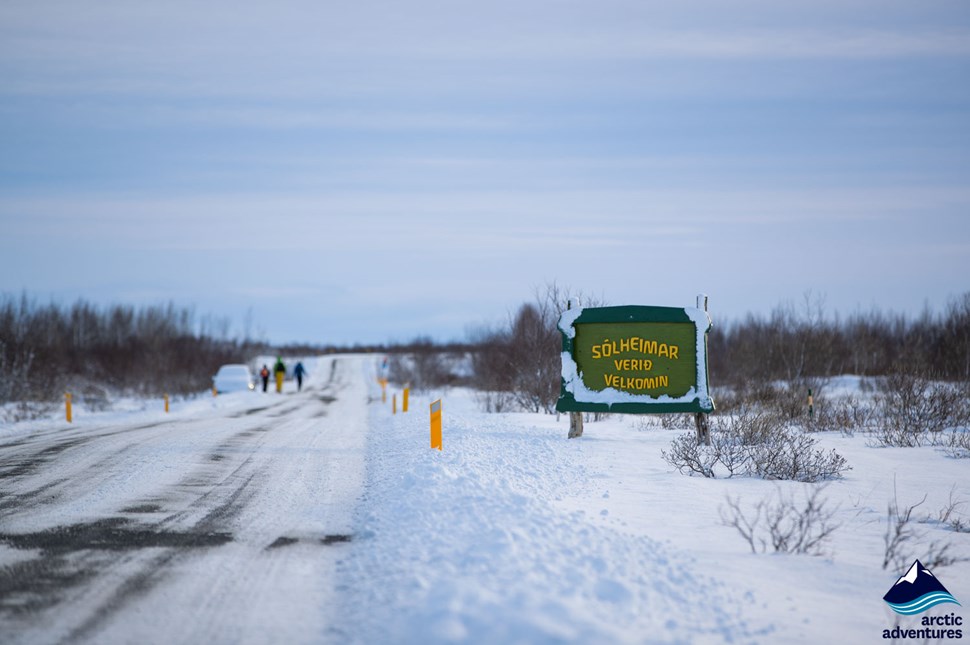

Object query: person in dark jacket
[293,361,308,391]
[259,364,270,392]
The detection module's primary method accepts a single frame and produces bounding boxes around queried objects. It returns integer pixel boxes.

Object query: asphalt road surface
[0,356,368,644]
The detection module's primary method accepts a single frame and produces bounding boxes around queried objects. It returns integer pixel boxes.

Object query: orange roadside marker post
[430,399,442,450]
[65,392,72,423]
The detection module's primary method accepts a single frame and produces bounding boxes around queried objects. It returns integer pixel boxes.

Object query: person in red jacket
[259,364,270,392]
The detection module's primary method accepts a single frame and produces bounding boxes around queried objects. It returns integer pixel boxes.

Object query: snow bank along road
[0,356,366,644]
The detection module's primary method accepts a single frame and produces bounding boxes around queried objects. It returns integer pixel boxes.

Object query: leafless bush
[940,430,970,459]
[633,416,660,432]
[0,401,55,424]
[387,339,455,391]
[711,407,779,445]
[635,415,689,431]
[719,485,840,555]
[870,368,970,447]
[661,432,718,478]
[921,487,970,534]
[474,390,516,413]
[883,485,966,571]
[659,414,696,430]
[662,409,851,481]
[809,394,876,435]
[748,427,851,482]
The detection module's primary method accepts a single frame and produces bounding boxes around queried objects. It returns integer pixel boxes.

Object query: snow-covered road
[0,356,367,644]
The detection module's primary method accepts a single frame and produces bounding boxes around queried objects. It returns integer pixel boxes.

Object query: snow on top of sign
[558,306,584,339]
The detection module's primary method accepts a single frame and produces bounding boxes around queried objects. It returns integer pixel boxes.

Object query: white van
[212,364,256,393]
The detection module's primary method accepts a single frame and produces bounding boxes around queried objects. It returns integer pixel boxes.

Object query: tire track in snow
[0,355,367,645]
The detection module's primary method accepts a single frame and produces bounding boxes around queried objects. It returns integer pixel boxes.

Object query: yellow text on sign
[430,399,442,451]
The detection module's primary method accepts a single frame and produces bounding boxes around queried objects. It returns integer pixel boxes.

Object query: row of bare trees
[7,287,968,415]
[0,294,260,404]
[709,292,970,387]
[467,288,970,414]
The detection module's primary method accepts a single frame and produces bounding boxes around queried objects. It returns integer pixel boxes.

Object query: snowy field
[340,370,969,644]
[2,355,968,643]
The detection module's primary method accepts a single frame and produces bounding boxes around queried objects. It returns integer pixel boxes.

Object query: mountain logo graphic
[883,560,961,615]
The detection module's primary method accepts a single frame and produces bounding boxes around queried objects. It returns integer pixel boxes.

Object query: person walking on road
[273,356,286,393]
[293,361,308,392]
[259,364,270,392]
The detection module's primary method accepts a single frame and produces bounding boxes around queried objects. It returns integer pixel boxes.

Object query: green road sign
[557,305,714,414]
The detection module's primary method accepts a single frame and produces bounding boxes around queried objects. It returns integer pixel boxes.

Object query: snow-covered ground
[2,355,968,643]
[338,367,970,644]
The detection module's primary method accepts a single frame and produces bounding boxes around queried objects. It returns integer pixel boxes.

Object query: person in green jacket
[273,356,286,393]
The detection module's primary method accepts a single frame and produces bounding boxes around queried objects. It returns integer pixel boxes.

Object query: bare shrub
[661,432,717,478]
[474,390,516,413]
[810,393,876,435]
[659,413,696,430]
[720,485,840,555]
[921,486,970,534]
[711,407,779,446]
[748,427,851,482]
[883,483,968,571]
[0,401,55,424]
[940,430,970,459]
[662,409,851,481]
[871,368,969,447]
[708,424,751,478]
[633,416,659,432]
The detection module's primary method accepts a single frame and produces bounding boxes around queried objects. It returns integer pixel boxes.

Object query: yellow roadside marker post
[403,385,409,413]
[65,392,72,423]
[392,393,397,414]
[430,399,442,450]
[164,393,170,413]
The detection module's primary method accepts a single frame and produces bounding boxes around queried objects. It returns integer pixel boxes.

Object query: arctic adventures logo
[882,560,963,640]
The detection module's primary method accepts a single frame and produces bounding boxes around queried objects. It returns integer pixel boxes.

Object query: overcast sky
[2,1,968,345]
